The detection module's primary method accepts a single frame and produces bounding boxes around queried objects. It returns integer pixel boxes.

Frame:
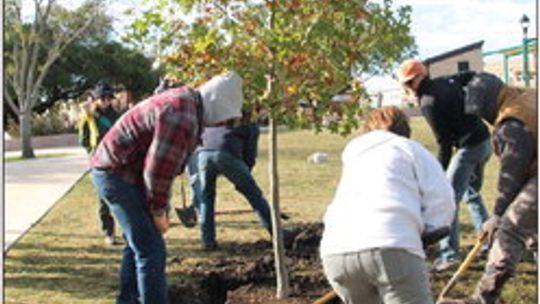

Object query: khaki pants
[322,248,433,304]
[475,175,537,303]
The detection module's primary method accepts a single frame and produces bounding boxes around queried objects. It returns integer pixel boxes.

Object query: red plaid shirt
[90,87,202,213]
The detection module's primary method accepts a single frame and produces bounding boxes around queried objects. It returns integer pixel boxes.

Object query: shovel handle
[313,290,337,304]
[180,175,187,208]
[437,232,488,303]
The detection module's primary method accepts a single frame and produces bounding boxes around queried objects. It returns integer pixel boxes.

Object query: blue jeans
[197,150,272,246]
[187,151,201,211]
[91,169,168,304]
[439,138,491,261]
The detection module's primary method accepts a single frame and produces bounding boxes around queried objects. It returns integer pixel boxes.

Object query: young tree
[127,0,416,298]
[4,0,107,158]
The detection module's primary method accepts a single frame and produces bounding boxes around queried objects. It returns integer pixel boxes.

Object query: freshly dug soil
[168,223,342,304]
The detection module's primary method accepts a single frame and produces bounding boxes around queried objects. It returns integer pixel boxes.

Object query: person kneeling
[320,106,456,304]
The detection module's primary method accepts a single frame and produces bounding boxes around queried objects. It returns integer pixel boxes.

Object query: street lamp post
[520,14,530,87]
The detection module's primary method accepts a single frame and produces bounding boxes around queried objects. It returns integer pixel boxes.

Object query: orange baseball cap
[397,59,427,83]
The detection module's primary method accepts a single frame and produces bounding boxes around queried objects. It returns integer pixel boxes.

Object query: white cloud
[367,1,537,95]
[397,1,537,58]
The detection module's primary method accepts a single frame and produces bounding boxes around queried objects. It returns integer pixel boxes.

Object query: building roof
[424,41,484,65]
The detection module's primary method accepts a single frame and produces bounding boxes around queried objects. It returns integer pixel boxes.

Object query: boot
[473,268,512,304]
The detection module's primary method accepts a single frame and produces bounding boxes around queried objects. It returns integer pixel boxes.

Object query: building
[366,39,537,109]
[424,41,484,77]
[483,39,538,88]
[366,41,486,109]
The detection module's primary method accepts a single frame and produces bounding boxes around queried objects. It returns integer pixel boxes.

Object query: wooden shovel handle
[313,290,337,304]
[179,175,187,208]
[436,232,488,303]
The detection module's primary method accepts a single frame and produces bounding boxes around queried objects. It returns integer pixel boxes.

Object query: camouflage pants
[475,175,537,304]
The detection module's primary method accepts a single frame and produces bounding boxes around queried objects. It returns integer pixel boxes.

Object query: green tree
[4,0,107,158]
[127,0,416,298]
[35,41,159,113]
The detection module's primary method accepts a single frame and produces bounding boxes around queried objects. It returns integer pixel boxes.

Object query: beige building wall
[427,49,484,78]
[484,54,537,87]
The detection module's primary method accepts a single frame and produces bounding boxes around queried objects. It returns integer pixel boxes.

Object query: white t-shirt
[320,130,455,259]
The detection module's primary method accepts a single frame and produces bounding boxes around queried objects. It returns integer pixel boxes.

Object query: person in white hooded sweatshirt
[320,106,455,304]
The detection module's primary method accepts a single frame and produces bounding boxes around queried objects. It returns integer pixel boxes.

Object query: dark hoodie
[416,76,490,169]
[458,71,536,216]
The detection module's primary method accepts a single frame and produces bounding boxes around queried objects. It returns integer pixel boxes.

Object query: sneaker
[433,258,459,273]
[105,235,117,246]
[201,242,218,251]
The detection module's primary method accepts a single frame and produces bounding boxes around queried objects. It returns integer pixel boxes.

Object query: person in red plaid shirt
[90,71,244,304]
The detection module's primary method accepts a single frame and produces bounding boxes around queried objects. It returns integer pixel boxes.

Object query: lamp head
[520,14,530,35]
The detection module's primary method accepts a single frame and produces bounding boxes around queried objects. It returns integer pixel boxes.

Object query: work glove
[481,215,501,243]
[421,226,450,248]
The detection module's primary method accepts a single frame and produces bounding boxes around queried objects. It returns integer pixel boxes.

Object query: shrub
[5,101,80,138]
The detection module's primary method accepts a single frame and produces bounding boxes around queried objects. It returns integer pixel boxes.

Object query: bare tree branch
[4,84,21,115]
[30,14,97,109]
[25,0,54,107]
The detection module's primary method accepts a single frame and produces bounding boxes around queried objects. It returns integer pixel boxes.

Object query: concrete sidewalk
[4,146,89,250]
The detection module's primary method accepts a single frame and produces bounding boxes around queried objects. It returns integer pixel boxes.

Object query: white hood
[199,71,244,126]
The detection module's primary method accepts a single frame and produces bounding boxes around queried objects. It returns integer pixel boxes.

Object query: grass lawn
[4,117,537,303]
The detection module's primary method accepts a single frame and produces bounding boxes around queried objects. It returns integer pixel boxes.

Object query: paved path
[4,147,89,250]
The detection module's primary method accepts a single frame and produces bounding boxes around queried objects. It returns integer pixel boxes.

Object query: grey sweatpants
[322,248,433,304]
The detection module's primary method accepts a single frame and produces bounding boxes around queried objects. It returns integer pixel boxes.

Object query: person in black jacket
[397,59,492,272]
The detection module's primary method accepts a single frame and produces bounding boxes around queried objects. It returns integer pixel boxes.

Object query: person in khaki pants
[320,107,455,304]
[437,73,537,304]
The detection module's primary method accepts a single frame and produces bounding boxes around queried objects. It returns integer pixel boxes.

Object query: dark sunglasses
[403,77,415,88]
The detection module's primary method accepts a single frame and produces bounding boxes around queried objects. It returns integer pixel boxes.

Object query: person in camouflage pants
[440,73,537,304]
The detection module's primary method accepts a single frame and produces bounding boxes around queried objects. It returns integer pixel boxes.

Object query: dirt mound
[168,223,340,304]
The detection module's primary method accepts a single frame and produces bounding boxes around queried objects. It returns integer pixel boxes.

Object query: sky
[394,0,537,59]
[370,0,538,91]
[22,0,538,91]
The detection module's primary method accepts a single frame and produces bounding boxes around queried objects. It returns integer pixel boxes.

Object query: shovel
[312,290,338,304]
[175,176,198,228]
[436,231,488,303]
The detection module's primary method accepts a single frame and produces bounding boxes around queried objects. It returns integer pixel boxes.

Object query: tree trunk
[268,116,289,299]
[19,110,35,158]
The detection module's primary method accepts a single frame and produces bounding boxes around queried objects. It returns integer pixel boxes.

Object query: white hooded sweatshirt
[320,130,455,259]
[199,71,244,126]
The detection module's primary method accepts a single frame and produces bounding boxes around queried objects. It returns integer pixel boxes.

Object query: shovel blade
[175,206,198,228]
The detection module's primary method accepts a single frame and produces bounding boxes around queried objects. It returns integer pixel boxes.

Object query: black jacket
[199,122,260,169]
[417,76,490,169]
